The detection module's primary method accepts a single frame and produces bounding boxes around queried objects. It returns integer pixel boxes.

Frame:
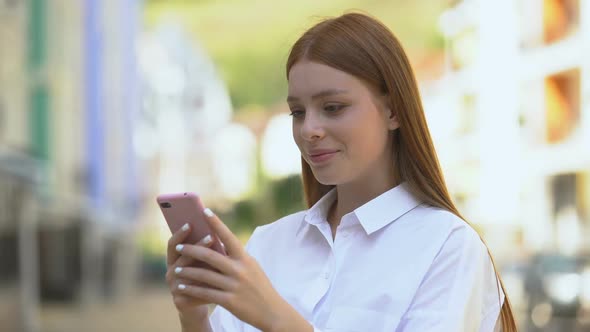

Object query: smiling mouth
[308,151,339,164]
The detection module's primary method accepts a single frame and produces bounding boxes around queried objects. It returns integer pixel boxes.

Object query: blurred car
[579,252,590,319]
[524,252,590,318]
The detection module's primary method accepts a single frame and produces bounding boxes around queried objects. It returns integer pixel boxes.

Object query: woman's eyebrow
[287,89,349,102]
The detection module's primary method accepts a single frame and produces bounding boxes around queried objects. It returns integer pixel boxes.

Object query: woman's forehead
[287,61,369,99]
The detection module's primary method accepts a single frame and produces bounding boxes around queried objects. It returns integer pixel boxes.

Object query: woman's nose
[300,111,325,141]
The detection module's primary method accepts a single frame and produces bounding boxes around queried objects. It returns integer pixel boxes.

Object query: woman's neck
[328,173,399,230]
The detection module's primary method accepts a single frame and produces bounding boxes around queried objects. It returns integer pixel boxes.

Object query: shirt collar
[297,182,422,237]
[354,182,422,235]
[295,188,337,238]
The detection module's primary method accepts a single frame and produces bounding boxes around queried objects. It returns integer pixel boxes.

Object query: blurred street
[524,317,589,332]
[32,291,590,332]
[521,316,590,332]
[38,286,181,332]
[31,288,590,332]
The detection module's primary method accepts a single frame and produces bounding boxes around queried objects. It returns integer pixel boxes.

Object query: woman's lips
[309,151,339,164]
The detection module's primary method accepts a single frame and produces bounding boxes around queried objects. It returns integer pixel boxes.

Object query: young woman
[165,12,517,332]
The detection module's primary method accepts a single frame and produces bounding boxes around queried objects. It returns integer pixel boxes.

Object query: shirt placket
[299,222,336,316]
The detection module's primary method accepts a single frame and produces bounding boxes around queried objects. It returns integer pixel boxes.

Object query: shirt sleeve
[209,305,244,332]
[209,305,324,332]
[395,225,504,332]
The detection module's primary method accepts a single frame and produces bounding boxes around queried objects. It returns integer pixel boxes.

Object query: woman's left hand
[173,208,300,331]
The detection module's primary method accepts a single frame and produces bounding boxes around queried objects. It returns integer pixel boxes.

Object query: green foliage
[230,199,257,231]
[269,174,305,216]
[144,0,447,111]
[221,174,304,233]
[217,51,289,109]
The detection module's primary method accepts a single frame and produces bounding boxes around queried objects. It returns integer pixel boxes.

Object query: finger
[196,234,215,247]
[166,264,191,288]
[176,243,235,275]
[170,277,191,290]
[172,234,215,268]
[173,254,195,269]
[173,266,235,291]
[168,270,206,292]
[167,223,192,266]
[175,283,229,306]
[202,208,244,258]
[174,235,213,267]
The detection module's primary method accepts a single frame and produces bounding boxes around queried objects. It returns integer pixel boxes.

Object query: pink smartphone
[157,192,226,268]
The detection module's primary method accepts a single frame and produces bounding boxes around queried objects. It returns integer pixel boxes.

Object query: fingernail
[178,284,186,290]
[204,208,214,217]
[198,234,212,245]
[181,223,189,231]
[174,267,182,274]
[175,244,184,252]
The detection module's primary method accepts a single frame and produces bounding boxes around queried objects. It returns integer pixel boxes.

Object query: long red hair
[286,12,517,331]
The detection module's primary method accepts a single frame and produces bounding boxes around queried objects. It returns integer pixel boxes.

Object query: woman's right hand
[166,223,213,323]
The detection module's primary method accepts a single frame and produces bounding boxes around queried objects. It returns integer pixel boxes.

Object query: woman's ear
[378,94,399,130]
[387,108,400,131]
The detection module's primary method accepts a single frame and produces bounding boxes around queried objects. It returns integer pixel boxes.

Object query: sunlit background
[1,0,589,331]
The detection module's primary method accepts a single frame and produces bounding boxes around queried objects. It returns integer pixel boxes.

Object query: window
[545,68,580,143]
[543,0,579,44]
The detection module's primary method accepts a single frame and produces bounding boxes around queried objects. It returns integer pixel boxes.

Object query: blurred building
[136,22,260,246]
[426,0,590,258]
[0,0,143,331]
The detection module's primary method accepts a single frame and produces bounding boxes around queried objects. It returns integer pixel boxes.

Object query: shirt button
[324,272,330,279]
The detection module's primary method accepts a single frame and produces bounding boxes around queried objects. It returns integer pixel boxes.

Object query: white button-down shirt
[210,183,504,331]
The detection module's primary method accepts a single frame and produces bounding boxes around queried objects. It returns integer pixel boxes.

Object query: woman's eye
[324,105,344,113]
[289,110,304,118]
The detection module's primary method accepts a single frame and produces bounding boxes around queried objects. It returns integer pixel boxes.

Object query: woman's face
[287,60,399,186]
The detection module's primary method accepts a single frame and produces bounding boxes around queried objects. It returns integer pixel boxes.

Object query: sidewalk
[39,286,182,332]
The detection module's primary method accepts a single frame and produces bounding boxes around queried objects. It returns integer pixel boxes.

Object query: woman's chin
[312,172,340,186]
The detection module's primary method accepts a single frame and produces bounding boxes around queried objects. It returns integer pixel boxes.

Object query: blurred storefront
[0,1,143,331]
[429,1,590,328]
[136,21,260,254]
[427,0,590,258]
